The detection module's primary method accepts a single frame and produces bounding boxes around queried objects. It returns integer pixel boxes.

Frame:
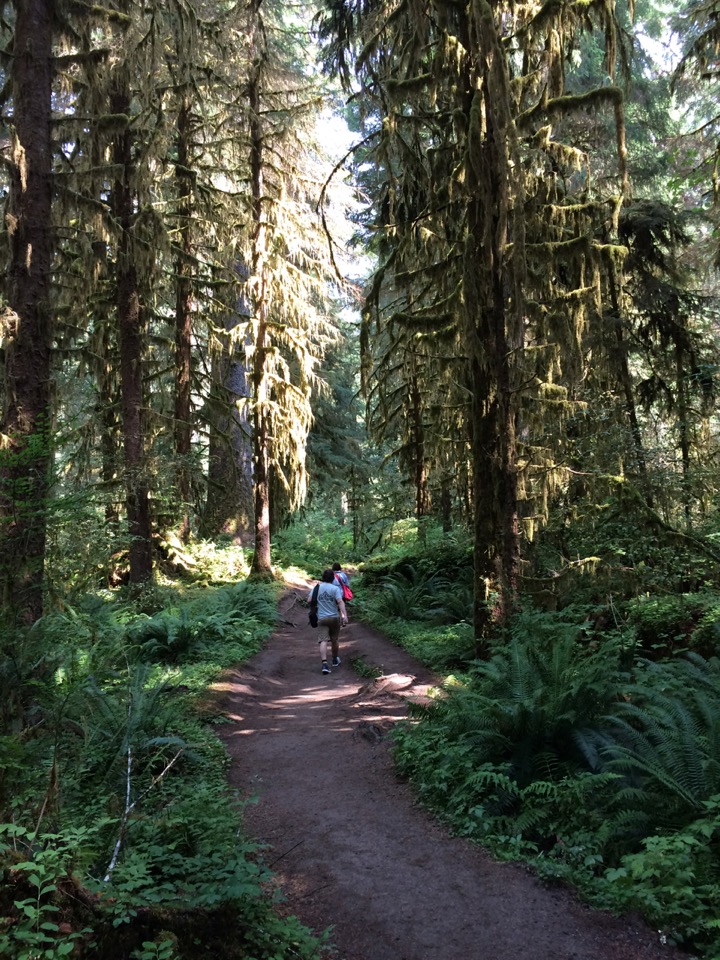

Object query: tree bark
[202,314,254,539]
[111,85,152,583]
[464,72,521,655]
[675,342,692,530]
[97,373,121,527]
[248,18,273,577]
[251,320,272,574]
[0,0,54,623]
[410,371,430,523]
[439,473,452,533]
[606,262,654,507]
[174,98,193,543]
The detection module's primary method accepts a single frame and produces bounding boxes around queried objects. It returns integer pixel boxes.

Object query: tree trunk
[251,319,272,574]
[97,381,121,527]
[468,351,495,653]
[111,86,152,583]
[468,298,520,654]
[248,26,273,577]
[464,74,521,655]
[606,263,653,507]
[91,256,122,526]
[351,467,360,550]
[0,0,54,624]
[410,371,430,523]
[174,98,193,543]
[439,474,452,533]
[675,343,692,530]
[202,316,254,539]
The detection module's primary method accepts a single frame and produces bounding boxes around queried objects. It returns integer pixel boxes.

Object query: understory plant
[624,591,720,657]
[272,509,359,573]
[354,537,475,670]
[394,611,621,806]
[0,576,326,960]
[589,797,720,954]
[392,613,720,956]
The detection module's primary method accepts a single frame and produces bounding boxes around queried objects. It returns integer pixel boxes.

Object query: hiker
[332,562,350,589]
[308,569,348,675]
[332,562,353,603]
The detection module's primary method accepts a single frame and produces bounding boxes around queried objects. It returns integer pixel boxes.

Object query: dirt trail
[216,577,689,960]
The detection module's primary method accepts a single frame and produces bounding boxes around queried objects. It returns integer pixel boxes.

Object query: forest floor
[215,574,692,960]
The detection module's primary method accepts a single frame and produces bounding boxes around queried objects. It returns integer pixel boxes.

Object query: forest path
[216,575,686,960]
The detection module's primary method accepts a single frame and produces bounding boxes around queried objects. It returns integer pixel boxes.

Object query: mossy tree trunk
[202,311,254,540]
[0,0,54,623]
[409,371,430,524]
[248,13,272,577]
[111,76,152,584]
[462,13,524,651]
[318,0,629,650]
[174,97,194,544]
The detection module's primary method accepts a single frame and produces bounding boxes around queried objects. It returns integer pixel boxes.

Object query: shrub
[0,573,324,960]
[625,592,720,656]
[394,613,622,807]
[272,509,358,572]
[598,798,720,954]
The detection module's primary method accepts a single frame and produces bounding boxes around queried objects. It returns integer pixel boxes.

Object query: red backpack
[335,574,353,601]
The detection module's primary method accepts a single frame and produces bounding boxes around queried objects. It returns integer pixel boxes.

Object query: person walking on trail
[309,569,348,675]
[332,562,350,590]
[332,562,354,604]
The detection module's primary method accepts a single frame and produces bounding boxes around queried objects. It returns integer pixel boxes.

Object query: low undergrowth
[0,563,328,960]
[271,510,360,574]
[391,620,720,957]
[351,532,475,673]
[354,524,720,957]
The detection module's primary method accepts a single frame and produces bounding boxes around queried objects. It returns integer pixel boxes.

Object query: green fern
[454,615,620,785]
[365,563,473,625]
[393,614,623,851]
[378,570,440,619]
[598,655,720,825]
[127,581,278,664]
[65,664,184,799]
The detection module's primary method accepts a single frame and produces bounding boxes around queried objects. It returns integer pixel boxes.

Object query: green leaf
[15,902,38,920]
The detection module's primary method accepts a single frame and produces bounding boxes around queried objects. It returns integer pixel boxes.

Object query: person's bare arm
[338,597,348,624]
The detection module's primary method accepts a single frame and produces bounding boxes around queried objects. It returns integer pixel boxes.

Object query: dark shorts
[318,616,340,643]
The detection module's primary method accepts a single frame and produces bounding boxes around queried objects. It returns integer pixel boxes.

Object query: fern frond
[600,654,720,821]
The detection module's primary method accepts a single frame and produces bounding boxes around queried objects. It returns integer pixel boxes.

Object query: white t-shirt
[308,581,343,620]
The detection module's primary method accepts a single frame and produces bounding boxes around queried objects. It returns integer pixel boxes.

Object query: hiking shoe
[322,662,331,674]
[332,657,341,667]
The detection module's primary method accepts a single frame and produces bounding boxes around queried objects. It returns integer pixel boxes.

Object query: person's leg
[318,620,334,672]
[328,618,340,664]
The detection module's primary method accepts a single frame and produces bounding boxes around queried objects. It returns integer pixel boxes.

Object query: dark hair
[332,562,342,572]
[322,569,335,583]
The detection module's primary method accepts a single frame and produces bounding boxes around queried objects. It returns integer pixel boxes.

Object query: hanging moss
[320,0,636,605]
[95,112,130,131]
[83,5,132,24]
[597,241,629,265]
[549,201,605,218]
[526,235,592,257]
[537,381,568,401]
[517,85,624,130]
[385,73,434,94]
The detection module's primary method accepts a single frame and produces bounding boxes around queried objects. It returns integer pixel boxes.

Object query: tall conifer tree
[319,0,630,646]
[0,0,54,621]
